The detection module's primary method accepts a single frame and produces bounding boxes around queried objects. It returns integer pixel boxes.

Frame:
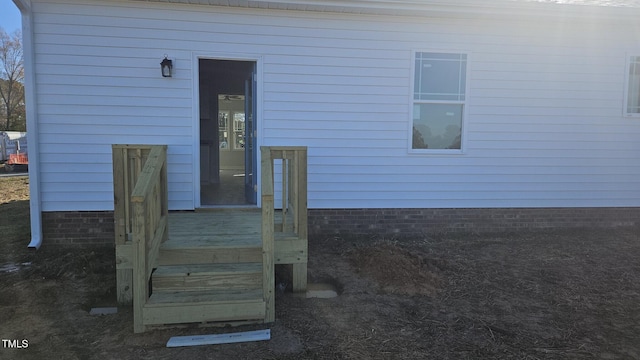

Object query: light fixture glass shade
[161,56,173,77]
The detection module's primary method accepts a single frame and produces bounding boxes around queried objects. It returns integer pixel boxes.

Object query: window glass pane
[412,103,463,150]
[233,112,245,150]
[628,56,640,114]
[218,112,229,150]
[414,52,466,101]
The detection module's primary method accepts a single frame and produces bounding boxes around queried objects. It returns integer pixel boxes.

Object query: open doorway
[199,59,257,206]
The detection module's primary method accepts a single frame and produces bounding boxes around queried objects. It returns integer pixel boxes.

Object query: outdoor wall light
[161,55,173,77]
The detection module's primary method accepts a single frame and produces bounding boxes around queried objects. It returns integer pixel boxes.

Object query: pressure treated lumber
[152,263,262,292]
[112,145,308,333]
[261,146,308,293]
[112,145,154,305]
[144,301,265,325]
[261,146,276,323]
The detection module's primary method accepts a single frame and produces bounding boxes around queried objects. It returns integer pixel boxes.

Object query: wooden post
[161,151,169,244]
[281,158,287,231]
[292,263,307,293]
[261,147,275,323]
[124,149,131,238]
[127,145,167,332]
[112,145,167,325]
[291,150,299,233]
[112,146,126,245]
[132,201,148,333]
[297,148,308,241]
[292,148,307,292]
[113,145,133,305]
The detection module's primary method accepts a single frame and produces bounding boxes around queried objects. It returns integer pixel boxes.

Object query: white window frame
[624,55,640,117]
[409,50,469,154]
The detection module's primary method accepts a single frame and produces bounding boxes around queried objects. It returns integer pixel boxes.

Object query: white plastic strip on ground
[166,329,271,348]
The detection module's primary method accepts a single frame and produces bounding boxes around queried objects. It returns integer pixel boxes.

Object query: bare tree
[0,27,25,131]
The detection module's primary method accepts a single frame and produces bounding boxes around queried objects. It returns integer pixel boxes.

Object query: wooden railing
[112,145,168,332]
[131,146,168,333]
[113,145,154,305]
[261,146,308,313]
[113,145,155,246]
[262,147,308,238]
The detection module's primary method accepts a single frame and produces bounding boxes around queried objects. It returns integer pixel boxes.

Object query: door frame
[192,53,263,208]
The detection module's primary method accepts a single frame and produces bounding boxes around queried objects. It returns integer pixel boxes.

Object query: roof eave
[128,0,640,20]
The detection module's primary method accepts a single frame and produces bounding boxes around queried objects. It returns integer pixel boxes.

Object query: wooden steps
[152,263,262,292]
[157,234,306,266]
[159,215,263,266]
[149,288,263,304]
[143,302,265,326]
[144,288,265,325]
[144,262,266,327]
[153,207,277,328]
[158,245,262,266]
[112,146,308,332]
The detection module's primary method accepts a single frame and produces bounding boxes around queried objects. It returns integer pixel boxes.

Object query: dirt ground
[2,176,640,359]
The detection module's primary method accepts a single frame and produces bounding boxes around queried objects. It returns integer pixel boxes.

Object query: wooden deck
[167,211,261,247]
[160,210,307,267]
[113,145,308,332]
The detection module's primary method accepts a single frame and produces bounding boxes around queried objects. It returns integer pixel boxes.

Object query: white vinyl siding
[30,0,640,211]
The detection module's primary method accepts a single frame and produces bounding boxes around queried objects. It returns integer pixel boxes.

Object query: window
[218,110,245,151]
[626,56,640,116]
[218,112,229,149]
[233,112,245,149]
[412,52,467,151]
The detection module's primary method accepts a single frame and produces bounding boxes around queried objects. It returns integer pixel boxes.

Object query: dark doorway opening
[199,59,257,206]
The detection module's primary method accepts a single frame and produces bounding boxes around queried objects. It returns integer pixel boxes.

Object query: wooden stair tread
[153,263,262,277]
[162,235,261,249]
[169,213,261,240]
[152,263,263,291]
[274,232,302,241]
[158,246,262,266]
[148,288,263,305]
[143,290,266,325]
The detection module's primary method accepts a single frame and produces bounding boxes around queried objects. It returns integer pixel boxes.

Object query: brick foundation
[42,211,115,246]
[41,207,639,245]
[308,207,640,239]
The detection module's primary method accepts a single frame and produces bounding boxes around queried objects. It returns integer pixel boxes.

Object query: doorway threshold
[196,205,259,212]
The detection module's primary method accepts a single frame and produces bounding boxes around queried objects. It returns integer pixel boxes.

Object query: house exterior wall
[30,1,640,217]
[40,207,640,246]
